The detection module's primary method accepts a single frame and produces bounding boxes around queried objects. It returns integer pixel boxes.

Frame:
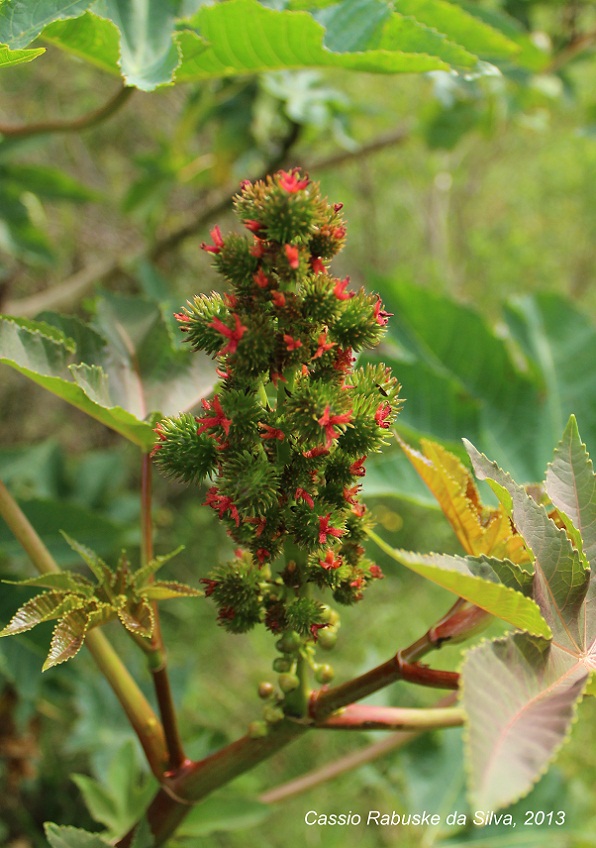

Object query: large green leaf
[462,434,596,810]
[369,530,549,637]
[176,793,270,837]
[505,294,596,486]
[0,292,217,450]
[0,0,94,48]
[174,0,458,82]
[91,0,179,90]
[41,12,120,75]
[395,0,519,60]
[0,42,44,66]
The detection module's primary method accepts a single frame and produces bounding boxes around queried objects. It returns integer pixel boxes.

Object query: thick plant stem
[260,692,459,804]
[0,479,60,575]
[139,454,187,771]
[117,721,308,847]
[310,654,459,721]
[0,477,168,779]
[314,703,464,731]
[84,630,169,778]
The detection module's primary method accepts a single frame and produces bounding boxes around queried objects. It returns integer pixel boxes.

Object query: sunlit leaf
[369,530,548,636]
[174,0,456,83]
[398,435,530,563]
[0,42,44,66]
[142,581,202,600]
[0,592,86,637]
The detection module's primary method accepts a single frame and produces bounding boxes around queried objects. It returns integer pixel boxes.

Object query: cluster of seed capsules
[153,169,401,702]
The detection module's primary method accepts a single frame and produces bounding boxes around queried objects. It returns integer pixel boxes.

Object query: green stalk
[138,454,187,771]
[0,478,168,779]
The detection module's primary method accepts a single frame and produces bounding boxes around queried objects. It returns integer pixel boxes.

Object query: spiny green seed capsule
[278,673,301,693]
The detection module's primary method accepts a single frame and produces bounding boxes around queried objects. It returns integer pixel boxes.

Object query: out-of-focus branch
[4,122,411,318]
[0,85,134,139]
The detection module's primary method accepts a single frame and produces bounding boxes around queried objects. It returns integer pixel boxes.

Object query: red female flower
[244,219,264,234]
[285,244,300,269]
[318,405,352,448]
[201,225,224,254]
[253,268,269,289]
[209,314,247,356]
[197,394,232,437]
[284,333,302,351]
[369,564,384,579]
[349,456,367,477]
[271,290,286,308]
[313,330,335,359]
[203,487,240,526]
[375,402,392,429]
[259,423,285,441]
[278,169,309,193]
[295,487,315,509]
[318,514,345,545]
[311,256,326,274]
[319,549,342,570]
[333,277,352,300]
[373,296,393,326]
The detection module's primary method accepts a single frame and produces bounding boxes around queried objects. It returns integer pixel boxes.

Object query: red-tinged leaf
[462,430,596,809]
[545,414,596,569]
[43,609,90,670]
[462,632,588,810]
[142,581,202,601]
[0,592,86,637]
[117,600,154,638]
[86,602,116,629]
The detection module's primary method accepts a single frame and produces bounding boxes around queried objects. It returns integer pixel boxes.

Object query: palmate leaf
[0,292,216,451]
[462,426,596,810]
[370,531,548,637]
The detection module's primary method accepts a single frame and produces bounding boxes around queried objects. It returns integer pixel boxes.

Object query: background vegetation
[1,1,596,846]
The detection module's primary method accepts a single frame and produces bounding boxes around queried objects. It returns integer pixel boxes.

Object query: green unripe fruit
[273,657,292,673]
[278,673,301,693]
[320,605,340,626]
[263,704,285,724]
[248,720,269,738]
[258,681,275,699]
[317,629,338,650]
[275,631,302,654]
[315,663,335,684]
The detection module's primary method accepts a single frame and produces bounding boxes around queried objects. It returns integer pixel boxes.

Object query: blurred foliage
[0,0,596,845]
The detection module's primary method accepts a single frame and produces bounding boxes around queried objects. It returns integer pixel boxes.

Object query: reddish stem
[314,702,464,731]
